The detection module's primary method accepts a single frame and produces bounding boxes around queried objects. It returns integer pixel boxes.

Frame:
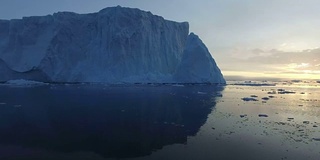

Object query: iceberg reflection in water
[0,84,224,159]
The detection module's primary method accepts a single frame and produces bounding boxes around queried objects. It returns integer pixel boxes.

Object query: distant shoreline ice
[2,79,48,86]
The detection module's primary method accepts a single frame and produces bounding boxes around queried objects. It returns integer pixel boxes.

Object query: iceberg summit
[0,6,225,84]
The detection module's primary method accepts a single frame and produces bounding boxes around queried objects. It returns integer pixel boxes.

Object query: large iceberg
[0,6,225,84]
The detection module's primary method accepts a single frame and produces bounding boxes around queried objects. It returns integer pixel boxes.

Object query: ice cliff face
[174,33,225,83]
[0,6,225,84]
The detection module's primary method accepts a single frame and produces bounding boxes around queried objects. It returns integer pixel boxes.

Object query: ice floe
[258,114,269,117]
[241,97,258,101]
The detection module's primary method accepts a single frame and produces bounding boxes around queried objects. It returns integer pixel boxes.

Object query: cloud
[244,48,320,67]
[278,70,320,74]
[221,48,320,78]
[251,48,265,55]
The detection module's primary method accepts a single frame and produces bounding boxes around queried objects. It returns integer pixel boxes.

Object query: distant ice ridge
[0,6,225,84]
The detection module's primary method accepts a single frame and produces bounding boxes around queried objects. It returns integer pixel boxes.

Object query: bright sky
[1,0,319,80]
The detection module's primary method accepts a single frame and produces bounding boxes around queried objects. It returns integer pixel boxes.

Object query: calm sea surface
[0,82,319,160]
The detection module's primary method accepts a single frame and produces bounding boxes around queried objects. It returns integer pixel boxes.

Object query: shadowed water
[0,84,224,159]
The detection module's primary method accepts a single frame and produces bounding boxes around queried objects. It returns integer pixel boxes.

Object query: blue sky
[1,0,319,80]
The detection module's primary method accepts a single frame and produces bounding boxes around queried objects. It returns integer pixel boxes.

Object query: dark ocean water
[2,82,319,160]
[0,84,224,160]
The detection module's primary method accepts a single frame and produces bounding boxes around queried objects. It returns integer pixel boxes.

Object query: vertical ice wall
[0,6,225,83]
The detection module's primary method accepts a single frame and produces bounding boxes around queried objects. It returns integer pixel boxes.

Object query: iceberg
[174,33,225,83]
[0,6,225,84]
